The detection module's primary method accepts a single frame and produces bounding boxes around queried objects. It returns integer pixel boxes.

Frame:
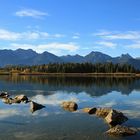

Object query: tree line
[1,62,138,73]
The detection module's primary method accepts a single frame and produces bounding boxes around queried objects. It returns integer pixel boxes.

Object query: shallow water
[0,75,140,140]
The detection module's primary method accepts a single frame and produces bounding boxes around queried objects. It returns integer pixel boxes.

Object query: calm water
[0,75,140,140]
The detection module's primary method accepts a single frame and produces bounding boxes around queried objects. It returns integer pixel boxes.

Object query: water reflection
[0,76,140,140]
[0,76,140,96]
[0,91,140,121]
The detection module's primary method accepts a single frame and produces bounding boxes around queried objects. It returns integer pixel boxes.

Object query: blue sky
[0,0,140,57]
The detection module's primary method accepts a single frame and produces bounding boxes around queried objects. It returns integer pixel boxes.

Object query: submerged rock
[106,125,137,136]
[105,109,128,126]
[82,108,97,114]
[61,101,78,111]
[30,101,45,113]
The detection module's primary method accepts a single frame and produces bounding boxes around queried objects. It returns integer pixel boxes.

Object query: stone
[95,108,111,118]
[2,97,22,104]
[0,92,9,98]
[14,95,28,102]
[105,109,128,126]
[106,125,137,136]
[2,98,13,104]
[82,108,97,114]
[12,99,21,104]
[30,101,45,113]
[61,101,78,111]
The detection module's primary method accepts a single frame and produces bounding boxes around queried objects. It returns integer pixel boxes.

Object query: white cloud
[94,30,140,40]
[126,41,140,49]
[72,36,80,39]
[0,28,64,41]
[23,32,40,40]
[0,29,20,40]
[37,42,79,52]
[15,9,49,19]
[52,34,65,38]
[93,30,140,50]
[11,43,36,50]
[93,30,112,36]
[96,41,117,49]
[72,33,80,39]
[11,42,79,54]
[105,32,140,40]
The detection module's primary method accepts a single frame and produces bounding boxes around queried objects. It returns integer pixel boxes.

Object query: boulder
[105,109,128,126]
[0,92,9,98]
[95,108,111,118]
[61,101,78,111]
[82,108,97,114]
[2,97,22,104]
[106,125,137,136]
[12,99,21,104]
[2,98,13,104]
[14,95,28,103]
[30,101,45,113]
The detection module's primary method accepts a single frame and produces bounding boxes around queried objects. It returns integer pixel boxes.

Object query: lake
[0,75,140,140]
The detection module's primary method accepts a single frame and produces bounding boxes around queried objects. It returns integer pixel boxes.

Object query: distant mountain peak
[88,51,100,55]
[15,48,36,53]
[85,51,112,63]
[120,53,133,59]
[0,48,139,69]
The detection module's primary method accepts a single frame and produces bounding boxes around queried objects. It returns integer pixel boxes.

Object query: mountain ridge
[0,49,140,69]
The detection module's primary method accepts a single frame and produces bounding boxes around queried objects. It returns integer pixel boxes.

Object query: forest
[1,62,138,73]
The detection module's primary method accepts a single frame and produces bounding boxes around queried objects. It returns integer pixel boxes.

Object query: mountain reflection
[0,75,140,96]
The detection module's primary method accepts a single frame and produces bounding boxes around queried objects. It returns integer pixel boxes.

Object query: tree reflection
[0,75,140,96]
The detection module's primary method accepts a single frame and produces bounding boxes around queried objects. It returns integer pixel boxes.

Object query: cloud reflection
[31,91,92,106]
[0,90,140,122]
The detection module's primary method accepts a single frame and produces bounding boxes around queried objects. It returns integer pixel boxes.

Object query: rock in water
[14,95,28,103]
[82,108,97,114]
[2,98,13,104]
[30,101,45,113]
[95,108,111,118]
[106,125,137,136]
[0,92,9,98]
[61,101,78,111]
[105,109,128,126]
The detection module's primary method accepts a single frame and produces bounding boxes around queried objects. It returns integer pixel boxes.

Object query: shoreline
[0,72,140,77]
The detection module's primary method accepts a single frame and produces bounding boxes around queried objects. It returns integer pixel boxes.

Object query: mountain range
[0,48,140,69]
